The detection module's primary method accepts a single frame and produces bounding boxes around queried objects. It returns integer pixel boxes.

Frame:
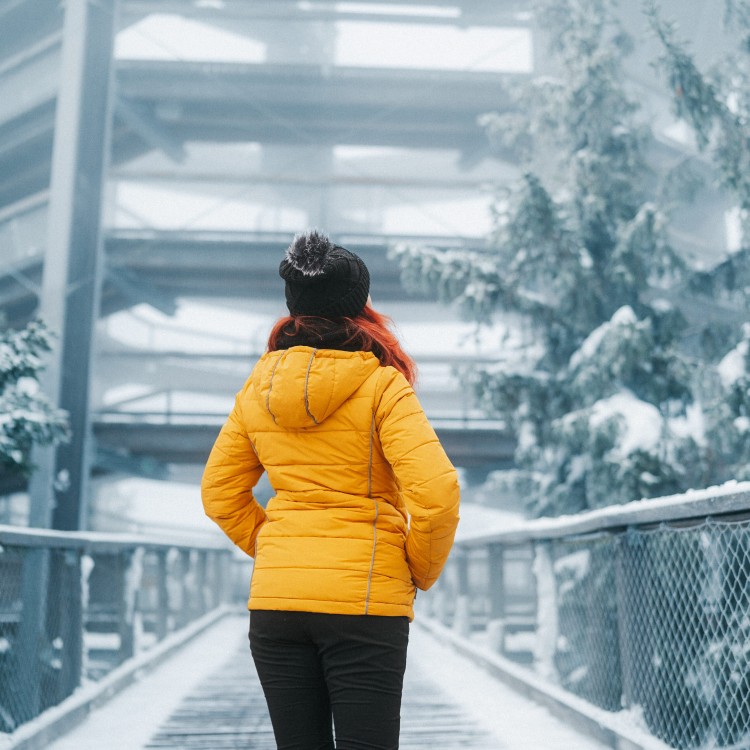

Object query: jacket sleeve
[201,387,266,556]
[375,368,460,590]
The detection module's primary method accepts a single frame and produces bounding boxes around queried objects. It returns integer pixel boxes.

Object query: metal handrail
[0,525,245,736]
[426,483,750,750]
[456,482,750,547]
[0,524,228,552]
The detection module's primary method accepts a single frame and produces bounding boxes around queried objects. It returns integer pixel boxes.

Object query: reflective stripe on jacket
[201,346,460,620]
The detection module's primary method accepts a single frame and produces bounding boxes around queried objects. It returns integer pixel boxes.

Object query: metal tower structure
[0,0,732,528]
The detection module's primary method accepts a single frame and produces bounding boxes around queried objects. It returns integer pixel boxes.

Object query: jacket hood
[251,347,381,429]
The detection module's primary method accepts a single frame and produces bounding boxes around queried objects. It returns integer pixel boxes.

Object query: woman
[201,230,460,750]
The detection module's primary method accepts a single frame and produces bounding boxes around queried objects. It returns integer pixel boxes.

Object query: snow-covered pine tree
[647,9,750,745]
[394,0,704,518]
[0,320,69,476]
[648,1,750,484]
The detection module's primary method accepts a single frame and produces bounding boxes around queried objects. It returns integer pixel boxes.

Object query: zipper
[364,412,377,613]
[265,351,286,424]
[303,348,319,425]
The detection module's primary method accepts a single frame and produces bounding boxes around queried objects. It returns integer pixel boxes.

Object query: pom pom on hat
[284,230,333,276]
[279,230,370,318]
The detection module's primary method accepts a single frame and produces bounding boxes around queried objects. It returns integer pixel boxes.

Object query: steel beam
[109,170,500,190]
[0,213,733,330]
[103,229,486,303]
[28,0,118,531]
[121,0,531,27]
[0,257,42,327]
[0,0,62,66]
[117,60,519,108]
[92,418,514,471]
[0,104,55,208]
[95,348,506,367]
[101,253,403,301]
[0,32,61,131]
[0,56,518,208]
[94,443,169,479]
[106,265,177,315]
[115,60,520,151]
[114,97,186,163]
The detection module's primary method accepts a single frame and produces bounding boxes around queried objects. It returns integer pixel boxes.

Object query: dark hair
[267,305,417,386]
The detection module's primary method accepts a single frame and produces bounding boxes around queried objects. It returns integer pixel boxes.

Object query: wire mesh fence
[423,488,750,750]
[0,526,246,735]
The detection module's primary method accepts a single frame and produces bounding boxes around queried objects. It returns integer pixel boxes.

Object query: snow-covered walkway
[44,614,606,750]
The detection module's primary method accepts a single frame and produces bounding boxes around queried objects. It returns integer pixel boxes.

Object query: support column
[29,0,118,530]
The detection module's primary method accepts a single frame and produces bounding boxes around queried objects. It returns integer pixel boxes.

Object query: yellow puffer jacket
[201,346,460,620]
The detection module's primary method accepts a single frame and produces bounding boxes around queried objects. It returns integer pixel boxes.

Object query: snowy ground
[42,614,606,750]
[35,505,603,750]
[42,616,248,750]
[408,623,607,750]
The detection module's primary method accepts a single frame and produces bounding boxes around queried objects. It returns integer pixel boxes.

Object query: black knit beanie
[279,230,370,318]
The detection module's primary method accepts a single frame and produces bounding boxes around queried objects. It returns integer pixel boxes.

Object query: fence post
[615,530,636,711]
[195,551,208,615]
[57,549,83,701]
[117,550,138,663]
[452,547,471,637]
[217,551,232,605]
[532,540,558,682]
[155,549,169,640]
[177,549,192,628]
[431,562,450,625]
[487,542,506,652]
[16,547,50,724]
[207,552,220,608]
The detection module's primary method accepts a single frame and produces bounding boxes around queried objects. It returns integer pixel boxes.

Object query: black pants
[249,610,409,750]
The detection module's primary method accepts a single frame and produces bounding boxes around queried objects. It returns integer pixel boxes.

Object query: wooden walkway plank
[43,616,607,750]
[146,634,499,750]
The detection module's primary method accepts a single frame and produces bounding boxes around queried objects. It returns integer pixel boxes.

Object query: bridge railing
[0,525,247,735]
[423,484,750,750]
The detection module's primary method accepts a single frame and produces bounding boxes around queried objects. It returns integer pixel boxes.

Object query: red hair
[267,305,417,386]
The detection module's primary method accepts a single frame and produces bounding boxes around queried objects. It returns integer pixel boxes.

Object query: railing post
[444,555,458,626]
[614,530,636,711]
[195,551,208,615]
[452,547,471,637]
[206,551,219,608]
[532,540,558,682]
[488,543,505,619]
[117,549,139,663]
[177,549,193,628]
[80,553,94,677]
[487,542,506,652]
[155,549,169,640]
[216,550,231,605]
[57,549,84,701]
[16,547,50,724]
[421,572,436,619]
[430,562,450,625]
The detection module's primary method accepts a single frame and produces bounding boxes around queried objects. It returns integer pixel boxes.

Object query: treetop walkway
[39,615,606,750]
[3,484,750,750]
